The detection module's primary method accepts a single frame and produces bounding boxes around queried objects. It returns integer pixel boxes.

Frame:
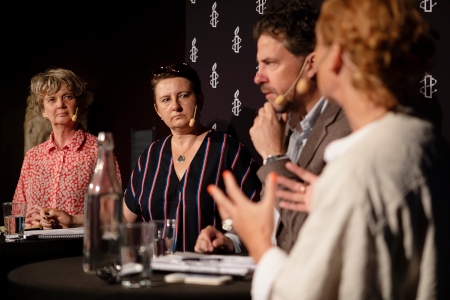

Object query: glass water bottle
[83,132,123,274]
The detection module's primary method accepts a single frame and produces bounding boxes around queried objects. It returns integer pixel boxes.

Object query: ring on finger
[299,185,307,194]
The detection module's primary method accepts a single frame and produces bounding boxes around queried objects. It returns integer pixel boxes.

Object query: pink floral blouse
[13,130,122,215]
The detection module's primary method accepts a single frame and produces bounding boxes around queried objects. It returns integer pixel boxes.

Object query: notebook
[151,251,255,278]
[24,227,84,239]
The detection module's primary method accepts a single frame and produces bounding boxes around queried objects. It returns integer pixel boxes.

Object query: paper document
[151,251,255,277]
[24,227,84,239]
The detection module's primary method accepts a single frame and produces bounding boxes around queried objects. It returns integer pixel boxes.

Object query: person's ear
[329,43,344,75]
[306,52,317,79]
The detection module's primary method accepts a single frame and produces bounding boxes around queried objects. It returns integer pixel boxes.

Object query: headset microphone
[296,78,308,95]
[275,57,310,105]
[189,105,197,127]
[72,107,78,122]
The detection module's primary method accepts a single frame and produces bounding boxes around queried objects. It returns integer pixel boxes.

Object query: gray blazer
[257,100,351,252]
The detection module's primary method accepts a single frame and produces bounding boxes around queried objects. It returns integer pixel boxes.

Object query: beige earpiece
[72,107,78,122]
[275,57,310,105]
[296,79,309,95]
[189,105,197,127]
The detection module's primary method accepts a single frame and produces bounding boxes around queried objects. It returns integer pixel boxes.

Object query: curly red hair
[316,0,435,109]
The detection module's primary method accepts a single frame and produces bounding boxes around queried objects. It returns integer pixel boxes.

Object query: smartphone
[164,272,233,286]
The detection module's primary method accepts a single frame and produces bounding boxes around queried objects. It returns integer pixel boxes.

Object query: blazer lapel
[297,101,342,167]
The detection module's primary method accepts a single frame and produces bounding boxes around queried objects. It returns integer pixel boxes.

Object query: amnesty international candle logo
[256,0,267,15]
[256,0,267,14]
[420,73,437,98]
[190,38,198,62]
[210,63,219,88]
[420,0,437,12]
[232,90,242,116]
[210,2,219,28]
[232,27,242,53]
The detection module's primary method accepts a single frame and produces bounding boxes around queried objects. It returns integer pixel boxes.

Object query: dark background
[1,0,449,223]
[184,0,449,159]
[0,1,185,215]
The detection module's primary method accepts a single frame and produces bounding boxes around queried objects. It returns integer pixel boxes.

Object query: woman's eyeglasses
[152,63,191,77]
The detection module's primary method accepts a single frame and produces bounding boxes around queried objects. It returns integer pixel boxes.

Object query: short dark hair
[150,63,204,106]
[253,0,319,56]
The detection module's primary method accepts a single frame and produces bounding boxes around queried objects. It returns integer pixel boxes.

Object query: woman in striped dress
[123,63,261,252]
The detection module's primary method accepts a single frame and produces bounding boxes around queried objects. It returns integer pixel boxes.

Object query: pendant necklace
[173,137,197,163]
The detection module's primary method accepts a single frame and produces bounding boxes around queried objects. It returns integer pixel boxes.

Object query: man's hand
[194,225,234,254]
[276,162,318,213]
[249,102,287,159]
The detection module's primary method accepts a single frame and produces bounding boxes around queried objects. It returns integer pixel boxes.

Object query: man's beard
[274,96,293,114]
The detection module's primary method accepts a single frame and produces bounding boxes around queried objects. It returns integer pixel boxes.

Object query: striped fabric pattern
[124,129,261,251]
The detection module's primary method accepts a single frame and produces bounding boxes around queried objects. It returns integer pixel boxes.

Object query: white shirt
[252,118,381,300]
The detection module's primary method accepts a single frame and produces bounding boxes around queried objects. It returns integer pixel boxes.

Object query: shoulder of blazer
[297,101,350,169]
[321,101,345,125]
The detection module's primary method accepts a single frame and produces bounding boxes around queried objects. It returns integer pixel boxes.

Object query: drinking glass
[119,222,155,288]
[2,202,27,241]
[151,219,176,257]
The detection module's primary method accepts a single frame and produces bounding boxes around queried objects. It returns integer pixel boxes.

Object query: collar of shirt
[286,97,328,162]
[44,129,87,152]
[300,97,328,133]
[287,97,328,132]
[324,112,388,163]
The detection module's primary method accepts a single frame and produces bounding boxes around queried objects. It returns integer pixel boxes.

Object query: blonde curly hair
[316,0,436,109]
[29,68,93,128]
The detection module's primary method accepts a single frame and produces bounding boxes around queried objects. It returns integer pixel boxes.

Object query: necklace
[173,137,197,163]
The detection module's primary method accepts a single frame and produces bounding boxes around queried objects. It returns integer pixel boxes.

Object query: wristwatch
[263,154,287,165]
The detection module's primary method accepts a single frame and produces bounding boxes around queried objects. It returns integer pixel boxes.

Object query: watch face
[263,154,286,165]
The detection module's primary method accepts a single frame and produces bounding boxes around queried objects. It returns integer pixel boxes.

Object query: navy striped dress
[124,129,261,252]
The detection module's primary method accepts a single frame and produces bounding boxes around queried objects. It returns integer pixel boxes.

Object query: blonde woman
[14,68,121,229]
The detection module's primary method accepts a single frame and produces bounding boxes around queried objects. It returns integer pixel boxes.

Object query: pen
[25,226,43,231]
[181,258,222,262]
